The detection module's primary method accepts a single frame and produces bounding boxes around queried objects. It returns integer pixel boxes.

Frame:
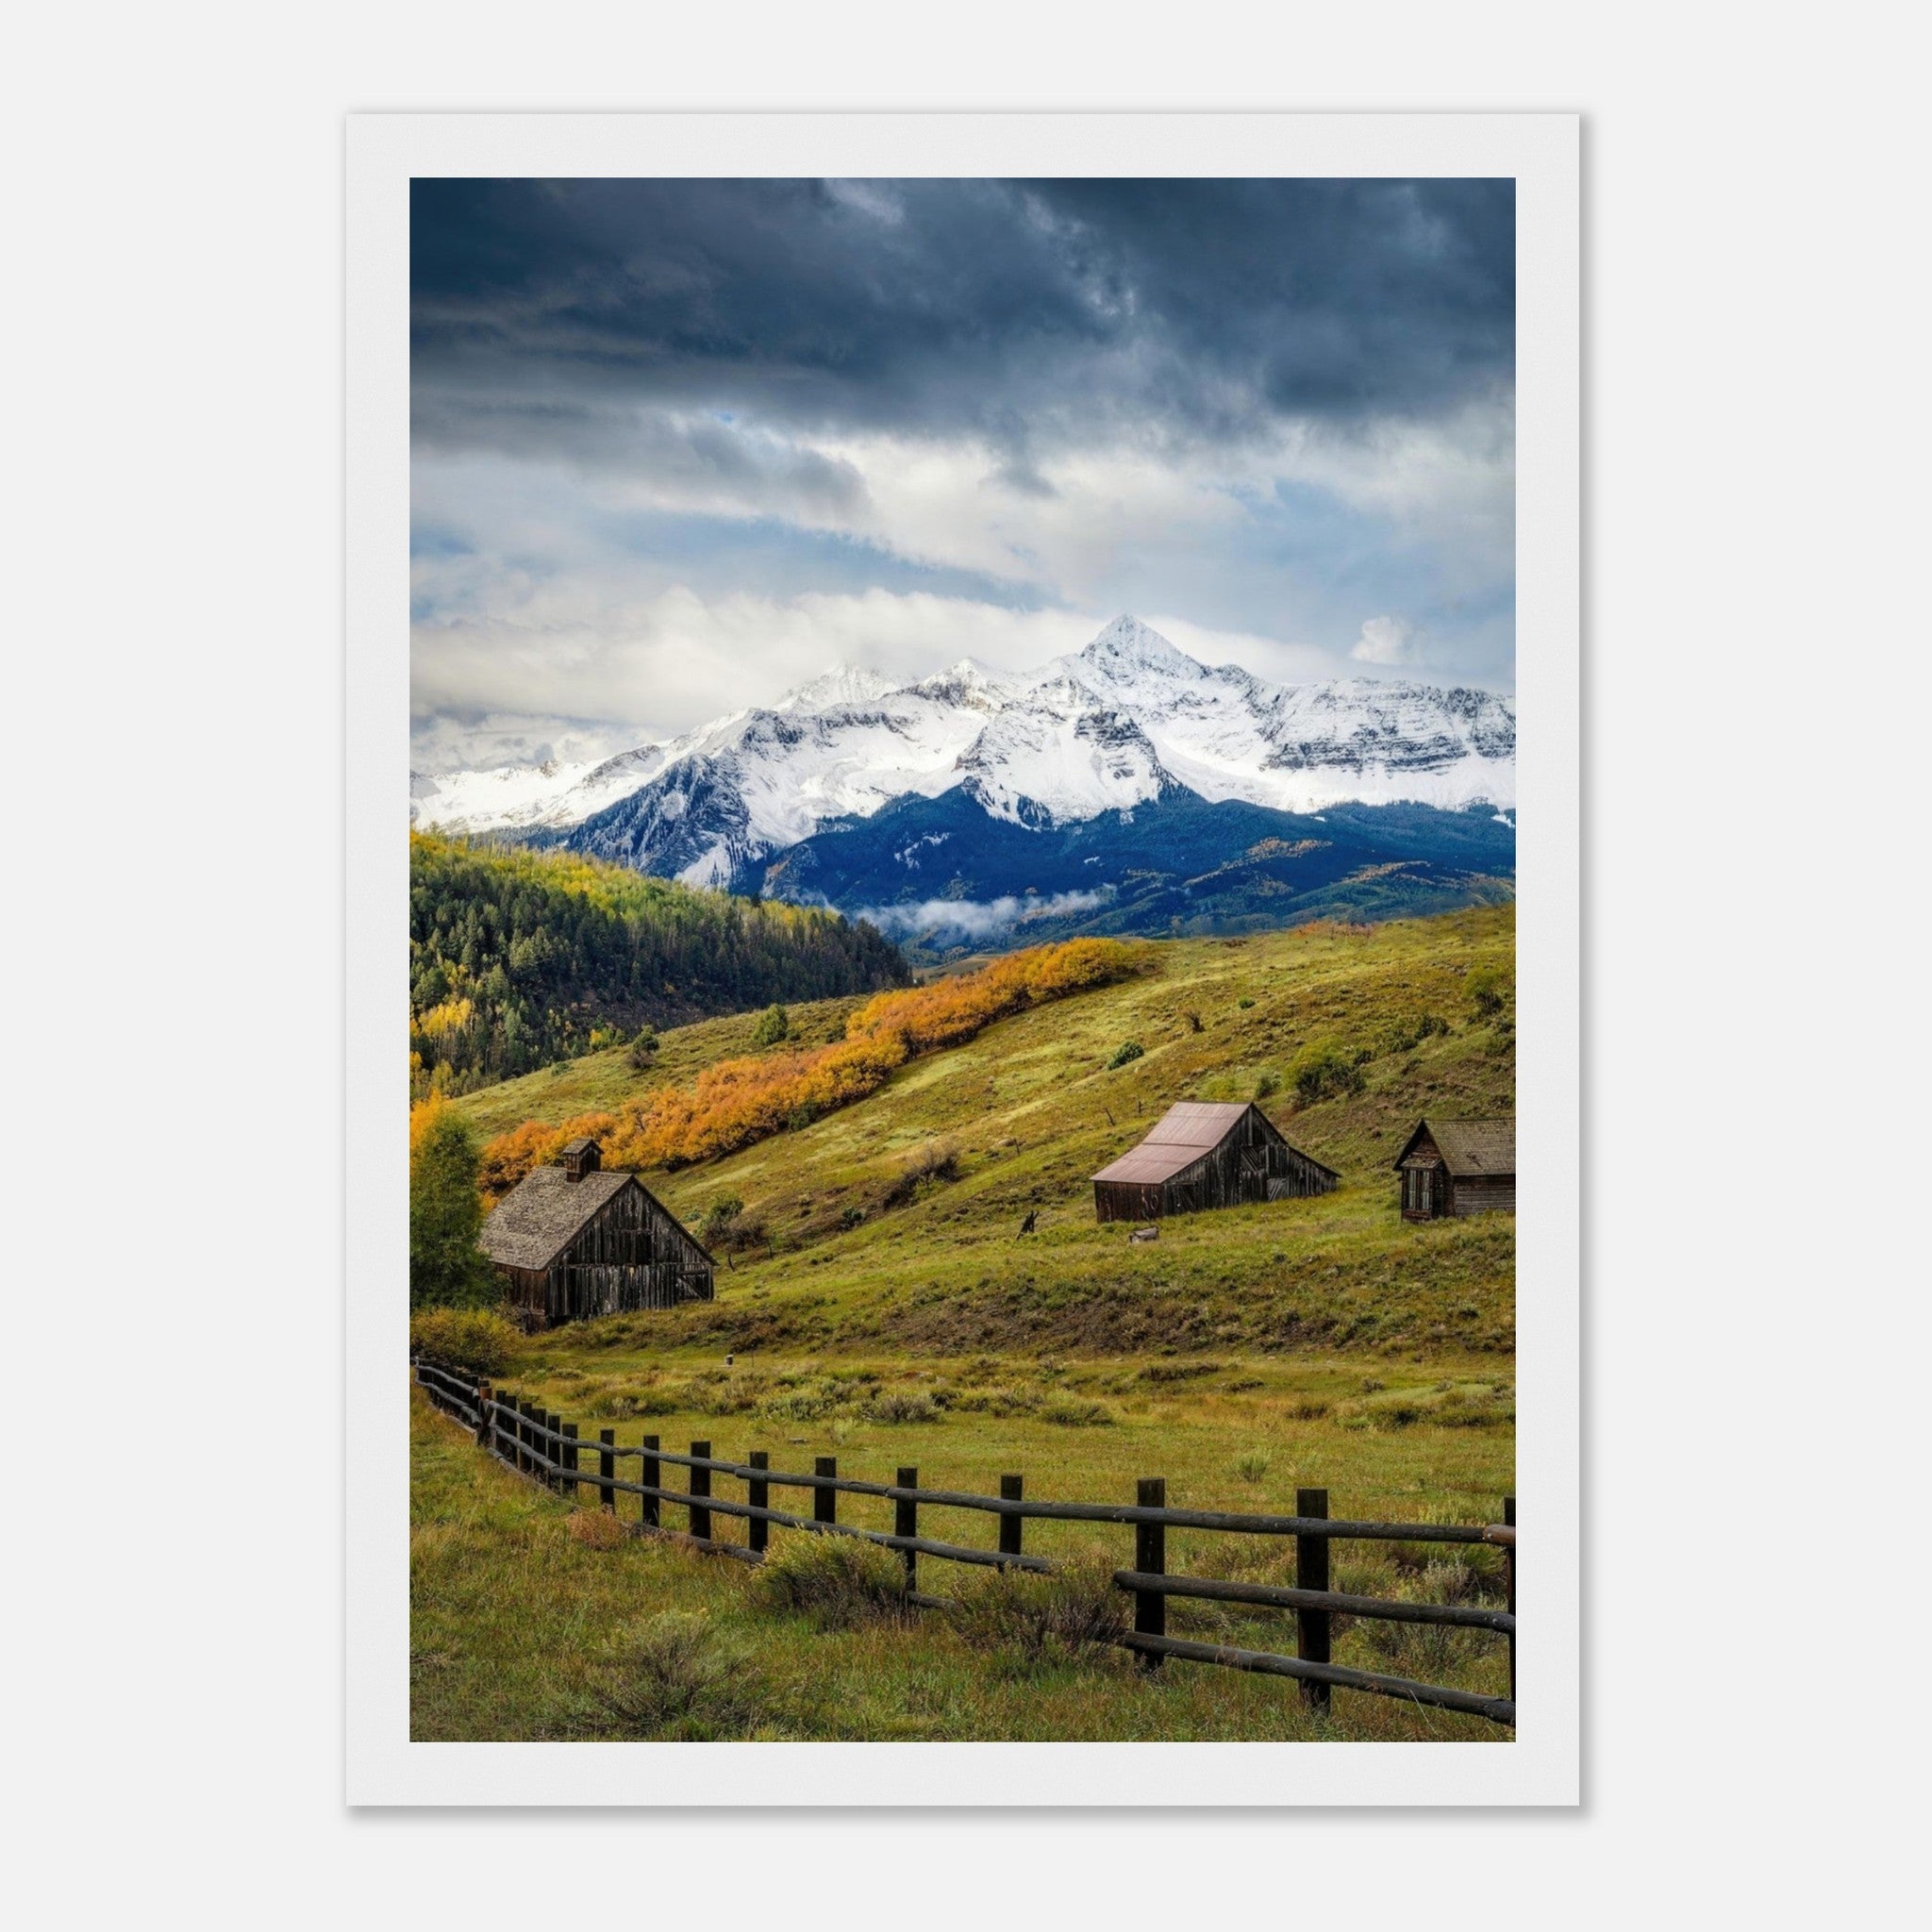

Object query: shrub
[1182,1009,1204,1033]
[608,939,1136,1170]
[409,1307,522,1376]
[1467,967,1509,1018]
[1107,1041,1144,1070]
[1234,1449,1272,1483]
[1237,996,1255,1010]
[1253,1068,1280,1100]
[626,1025,659,1069]
[880,1141,961,1208]
[841,1205,866,1229]
[592,1612,762,1739]
[700,1195,745,1241]
[751,1004,791,1047]
[1041,1397,1115,1427]
[867,1389,941,1424]
[751,1533,909,1630]
[1288,1039,1366,1107]
[944,1552,1128,1668]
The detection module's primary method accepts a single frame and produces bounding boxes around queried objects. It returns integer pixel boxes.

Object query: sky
[410,177,1515,773]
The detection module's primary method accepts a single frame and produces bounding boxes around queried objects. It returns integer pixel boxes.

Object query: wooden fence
[413,1357,1516,1729]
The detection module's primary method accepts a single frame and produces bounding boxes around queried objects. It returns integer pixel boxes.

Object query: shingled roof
[1392,1118,1515,1176]
[1091,1101,1261,1186]
[480,1166,637,1272]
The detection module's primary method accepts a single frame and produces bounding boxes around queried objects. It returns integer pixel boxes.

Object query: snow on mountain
[413,618,1515,884]
[772,662,900,713]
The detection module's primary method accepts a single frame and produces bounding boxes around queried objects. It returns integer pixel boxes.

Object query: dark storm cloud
[410,176,1514,462]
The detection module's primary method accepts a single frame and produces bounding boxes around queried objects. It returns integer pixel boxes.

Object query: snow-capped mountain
[411,617,1516,895]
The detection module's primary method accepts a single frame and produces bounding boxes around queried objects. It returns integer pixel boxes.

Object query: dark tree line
[409,834,908,1094]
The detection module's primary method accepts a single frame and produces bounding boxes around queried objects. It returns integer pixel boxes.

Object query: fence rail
[412,1356,1516,1729]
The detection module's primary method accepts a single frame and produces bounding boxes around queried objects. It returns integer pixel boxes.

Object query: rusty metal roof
[1091,1100,1250,1186]
[1392,1117,1515,1176]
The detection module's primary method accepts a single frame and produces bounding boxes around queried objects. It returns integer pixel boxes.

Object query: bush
[1235,1449,1272,1483]
[1253,1068,1280,1100]
[1466,967,1510,1018]
[1106,1041,1144,1071]
[751,1004,791,1047]
[1237,996,1255,1010]
[880,1141,961,1208]
[1041,1397,1115,1427]
[626,1025,659,1069]
[1287,1039,1366,1107]
[701,1195,769,1252]
[591,1612,763,1739]
[944,1553,1128,1668]
[751,1532,909,1630]
[409,1307,522,1376]
[867,1388,941,1424]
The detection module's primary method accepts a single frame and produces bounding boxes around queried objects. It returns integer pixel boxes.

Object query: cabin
[1091,1101,1340,1224]
[479,1137,714,1328]
[1393,1118,1516,1221]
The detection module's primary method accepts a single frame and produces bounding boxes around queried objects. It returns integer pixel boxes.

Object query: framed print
[348,111,1579,1805]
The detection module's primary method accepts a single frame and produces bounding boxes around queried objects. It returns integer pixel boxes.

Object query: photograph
[400,165,1533,1751]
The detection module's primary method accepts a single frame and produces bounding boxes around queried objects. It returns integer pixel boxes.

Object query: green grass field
[420,906,1517,1740]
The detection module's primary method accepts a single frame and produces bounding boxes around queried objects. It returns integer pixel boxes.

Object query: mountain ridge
[411,617,1516,899]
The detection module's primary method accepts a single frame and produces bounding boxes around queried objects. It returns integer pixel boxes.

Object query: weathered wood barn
[1393,1118,1516,1221]
[1091,1101,1340,1224]
[479,1138,714,1327]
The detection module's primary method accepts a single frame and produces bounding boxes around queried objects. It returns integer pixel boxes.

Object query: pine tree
[409,1099,496,1309]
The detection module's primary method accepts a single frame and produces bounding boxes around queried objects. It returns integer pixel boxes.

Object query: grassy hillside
[452,905,1516,1359]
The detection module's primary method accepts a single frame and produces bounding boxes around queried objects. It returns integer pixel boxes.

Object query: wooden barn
[479,1137,714,1328]
[1091,1101,1340,1224]
[1393,1118,1516,1221]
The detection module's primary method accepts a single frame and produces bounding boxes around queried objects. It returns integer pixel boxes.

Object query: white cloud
[1351,614,1425,666]
[854,890,1110,940]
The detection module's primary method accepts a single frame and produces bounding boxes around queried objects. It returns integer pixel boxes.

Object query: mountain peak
[1080,615,1192,668]
[774,663,899,713]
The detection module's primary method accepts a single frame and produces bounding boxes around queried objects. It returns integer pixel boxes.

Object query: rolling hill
[450,904,1516,1358]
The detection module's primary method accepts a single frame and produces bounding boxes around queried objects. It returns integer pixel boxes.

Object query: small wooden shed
[480,1138,714,1327]
[1091,1101,1340,1224]
[1393,1118,1516,1221]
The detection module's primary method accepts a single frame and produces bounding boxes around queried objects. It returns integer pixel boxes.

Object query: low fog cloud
[855,889,1111,939]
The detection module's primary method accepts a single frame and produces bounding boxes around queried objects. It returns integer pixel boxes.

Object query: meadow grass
[411,1386,1512,1743]
[417,908,1517,1740]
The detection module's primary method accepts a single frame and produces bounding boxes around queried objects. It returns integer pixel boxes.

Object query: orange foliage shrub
[476,1110,620,1201]
[600,938,1137,1170]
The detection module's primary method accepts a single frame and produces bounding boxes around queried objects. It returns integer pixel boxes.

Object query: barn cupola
[559,1137,601,1184]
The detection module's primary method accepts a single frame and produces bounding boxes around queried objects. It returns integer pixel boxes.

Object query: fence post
[1134,1477,1166,1669]
[1295,1487,1332,1714]
[517,1399,534,1476]
[896,1468,919,1591]
[561,1422,579,1499]
[814,1457,838,1527]
[999,1474,1024,1563]
[541,1410,561,1491]
[475,1384,492,1451]
[641,1435,660,1529]
[690,1441,712,1541]
[598,1428,616,1512]
[1504,1494,1516,1703]
[747,1451,770,1555]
